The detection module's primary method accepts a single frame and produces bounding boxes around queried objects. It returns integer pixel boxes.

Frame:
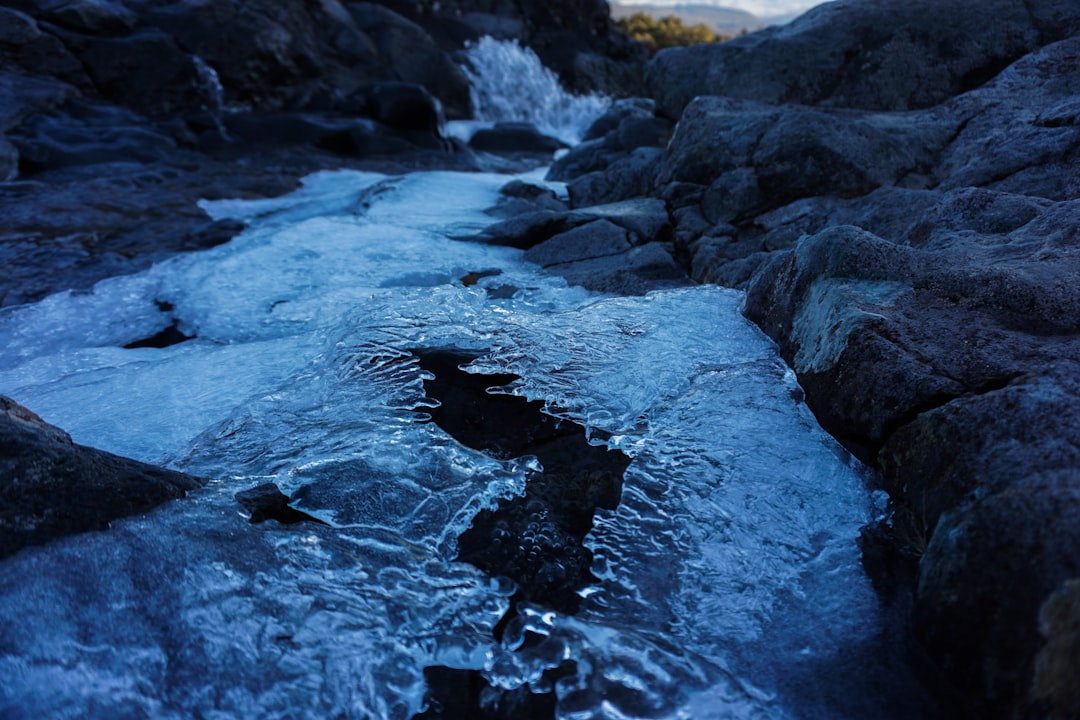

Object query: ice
[0,166,912,719]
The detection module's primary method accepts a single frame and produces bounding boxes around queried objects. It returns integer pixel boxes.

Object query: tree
[614,12,729,52]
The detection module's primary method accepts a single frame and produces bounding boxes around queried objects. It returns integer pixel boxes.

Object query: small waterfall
[192,55,232,140]
[457,36,610,145]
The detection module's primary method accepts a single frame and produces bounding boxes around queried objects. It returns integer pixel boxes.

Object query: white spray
[458,36,610,145]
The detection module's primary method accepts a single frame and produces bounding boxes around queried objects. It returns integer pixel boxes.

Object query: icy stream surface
[0,167,922,719]
[0,39,929,720]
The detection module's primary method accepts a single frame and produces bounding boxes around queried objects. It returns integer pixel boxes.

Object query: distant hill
[611,3,767,37]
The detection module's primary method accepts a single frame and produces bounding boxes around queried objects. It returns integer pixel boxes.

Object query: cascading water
[0,39,935,720]
[452,36,610,145]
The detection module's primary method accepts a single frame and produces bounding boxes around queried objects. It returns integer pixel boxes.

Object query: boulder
[45,0,139,36]
[916,473,1080,719]
[346,2,472,119]
[0,395,206,559]
[542,241,689,295]
[12,102,179,171]
[522,219,631,268]
[0,6,42,44]
[644,0,1080,118]
[468,121,567,155]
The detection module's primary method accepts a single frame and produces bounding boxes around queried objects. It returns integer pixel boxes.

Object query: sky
[612,0,823,18]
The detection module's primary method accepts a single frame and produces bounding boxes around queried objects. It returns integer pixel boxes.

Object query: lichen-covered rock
[0,395,207,559]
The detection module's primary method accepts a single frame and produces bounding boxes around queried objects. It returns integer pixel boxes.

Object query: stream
[0,40,934,720]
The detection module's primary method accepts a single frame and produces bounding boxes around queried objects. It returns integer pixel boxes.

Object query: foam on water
[0,166,918,718]
[454,36,610,145]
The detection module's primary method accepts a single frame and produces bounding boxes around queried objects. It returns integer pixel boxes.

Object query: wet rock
[523,218,631,268]
[415,349,628,613]
[341,81,443,134]
[0,72,78,131]
[234,482,326,525]
[576,197,670,244]
[0,395,206,559]
[0,6,42,45]
[473,210,593,250]
[468,121,567,156]
[546,241,690,295]
[486,179,567,217]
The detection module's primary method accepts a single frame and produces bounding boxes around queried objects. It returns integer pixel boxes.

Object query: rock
[644,0,1080,118]
[234,482,325,525]
[486,179,568,217]
[915,473,1080,719]
[75,28,201,116]
[547,100,671,204]
[523,219,631,267]
[582,97,657,142]
[473,210,593,249]
[566,146,663,206]
[0,134,17,181]
[46,0,139,35]
[468,121,567,156]
[545,241,690,295]
[0,71,78,131]
[546,138,608,181]
[342,81,443,134]
[571,197,670,244]
[0,395,206,559]
[1033,580,1080,719]
[12,102,179,172]
[346,2,472,119]
[0,6,42,44]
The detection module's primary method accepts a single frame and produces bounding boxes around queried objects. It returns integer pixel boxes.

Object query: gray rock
[566,146,663,206]
[0,6,42,44]
[0,395,206,559]
[468,122,567,156]
[473,210,594,250]
[347,2,473,120]
[46,0,138,35]
[571,197,670,244]
[545,241,690,295]
[644,0,1075,118]
[13,104,179,171]
[0,72,78,132]
[915,471,1080,720]
[0,134,17,181]
[523,219,631,268]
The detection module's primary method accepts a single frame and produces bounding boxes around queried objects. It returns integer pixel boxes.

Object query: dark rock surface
[470,181,686,294]
[538,1,1080,717]
[0,395,206,559]
[0,0,645,576]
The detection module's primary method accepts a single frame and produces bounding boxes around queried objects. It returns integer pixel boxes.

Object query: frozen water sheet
[0,168,903,719]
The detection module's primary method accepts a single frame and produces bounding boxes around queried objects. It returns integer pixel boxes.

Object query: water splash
[192,55,233,139]
[458,36,610,145]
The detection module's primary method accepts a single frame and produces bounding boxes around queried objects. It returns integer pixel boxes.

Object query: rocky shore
[1,0,1078,718]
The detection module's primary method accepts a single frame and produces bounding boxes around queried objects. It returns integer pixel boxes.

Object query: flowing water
[0,40,932,720]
